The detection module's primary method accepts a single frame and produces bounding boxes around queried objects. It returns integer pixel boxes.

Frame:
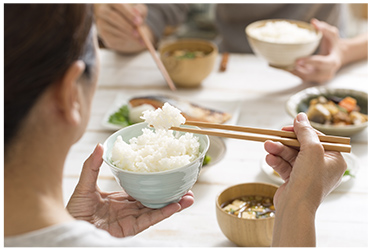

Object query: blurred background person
[95,3,367,84]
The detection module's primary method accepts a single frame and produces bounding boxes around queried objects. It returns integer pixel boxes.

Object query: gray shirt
[145,4,345,53]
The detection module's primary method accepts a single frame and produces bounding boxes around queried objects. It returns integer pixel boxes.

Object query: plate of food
[102,94,241,130]
[286,87,368,136]
[102,94,238,167]
[260,152,359,185]
[203,136,226,167]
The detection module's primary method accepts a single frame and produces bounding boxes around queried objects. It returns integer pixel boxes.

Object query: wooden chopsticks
[219,52,229,72]
[170,121,351,153]
[136,26,177,91]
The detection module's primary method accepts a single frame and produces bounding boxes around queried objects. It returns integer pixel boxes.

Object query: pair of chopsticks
[170,121,351,153]
[219,52,229,72]
[137,26,177,91]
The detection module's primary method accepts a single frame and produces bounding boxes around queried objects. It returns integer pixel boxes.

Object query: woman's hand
[94,4,154,54]
[67,144,194,237]
[264,113,347,246]
[290,19,343,84]
[264,113,346,212]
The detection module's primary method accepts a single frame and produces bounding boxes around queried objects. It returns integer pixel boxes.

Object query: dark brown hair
[4,4,94,149]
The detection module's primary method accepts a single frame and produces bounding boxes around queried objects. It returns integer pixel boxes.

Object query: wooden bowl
[245,19,322,70]
[216,182,278,247]
[159,39,218,88]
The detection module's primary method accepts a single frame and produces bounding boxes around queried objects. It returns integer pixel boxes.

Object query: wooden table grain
[63,48,368,247]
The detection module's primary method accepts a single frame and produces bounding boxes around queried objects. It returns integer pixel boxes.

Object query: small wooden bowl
[216,182,278,247]
[159,39,218,88]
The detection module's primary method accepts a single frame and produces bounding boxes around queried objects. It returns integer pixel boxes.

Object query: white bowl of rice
[102,103,210,208]
[245,19,322,70]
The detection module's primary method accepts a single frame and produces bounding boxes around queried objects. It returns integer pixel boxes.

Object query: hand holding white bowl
[67,144,194,237]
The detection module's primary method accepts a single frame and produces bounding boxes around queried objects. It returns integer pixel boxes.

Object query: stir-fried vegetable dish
[306,96,368,126]
[222,195,275,219]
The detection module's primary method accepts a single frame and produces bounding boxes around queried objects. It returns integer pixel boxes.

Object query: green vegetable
[203,155,211,165]
[343,169,355,178]
[176,51,197,59]
[108,105,133,127]
[336,104,348,114]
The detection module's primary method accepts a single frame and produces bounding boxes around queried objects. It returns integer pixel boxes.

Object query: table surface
[63,49,368,247]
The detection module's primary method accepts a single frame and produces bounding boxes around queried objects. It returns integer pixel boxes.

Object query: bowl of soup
[216,182,278,247]
[159,39,218,88]
[245,19,322,70]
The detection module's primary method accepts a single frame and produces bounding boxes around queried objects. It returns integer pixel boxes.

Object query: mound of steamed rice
[111,102,200,173]
[250,20,317,44]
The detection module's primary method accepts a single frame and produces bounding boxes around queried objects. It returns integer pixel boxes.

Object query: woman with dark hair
[4,4,347,247]
[4,4,193,247]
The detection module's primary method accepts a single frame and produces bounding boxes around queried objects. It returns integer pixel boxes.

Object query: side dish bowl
[159,39,218,88]
[103,122,210,208]
[286,87,368,136]
[216,182,278,247]
[245,19,322,70]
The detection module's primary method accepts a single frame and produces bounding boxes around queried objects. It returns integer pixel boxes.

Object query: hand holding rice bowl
[103,103,210,208]
[248,20,317,44]
[245,19,322,69]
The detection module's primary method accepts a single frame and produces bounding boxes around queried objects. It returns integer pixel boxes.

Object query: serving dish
[102,93,242,130]
[286,87,368,136]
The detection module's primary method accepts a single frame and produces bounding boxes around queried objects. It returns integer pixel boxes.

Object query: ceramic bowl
[159,39,218,88]
[245,19,322,70]
[103,122,210,208]
[216,182,278,247]
[286,87,368,136]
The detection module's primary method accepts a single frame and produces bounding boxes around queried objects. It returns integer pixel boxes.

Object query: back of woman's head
[4,4,94,150]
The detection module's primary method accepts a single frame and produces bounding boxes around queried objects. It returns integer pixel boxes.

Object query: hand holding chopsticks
[170,120,351,153]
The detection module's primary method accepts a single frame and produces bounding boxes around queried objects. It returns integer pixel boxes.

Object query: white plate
[261,152,359,185]
[102,93,242,130]
[204,136,226,167]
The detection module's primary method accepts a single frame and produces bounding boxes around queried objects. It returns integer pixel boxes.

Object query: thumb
[294,113,323,154]
[76,144,104,192]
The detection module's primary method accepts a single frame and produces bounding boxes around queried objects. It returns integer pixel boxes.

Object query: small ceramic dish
[286,87,368,136]
[102,122,210,208]
[245,19,322,70]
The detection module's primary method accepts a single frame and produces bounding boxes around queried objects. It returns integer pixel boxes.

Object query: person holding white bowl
[4,3,347,247]
[95,3,367,84]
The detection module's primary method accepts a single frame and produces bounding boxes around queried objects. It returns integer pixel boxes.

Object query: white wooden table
[63,48,368,247]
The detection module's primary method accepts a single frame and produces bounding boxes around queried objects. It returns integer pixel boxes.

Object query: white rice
[141,102,186,130]
[111,102,200,173]
[250,21,317,43]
